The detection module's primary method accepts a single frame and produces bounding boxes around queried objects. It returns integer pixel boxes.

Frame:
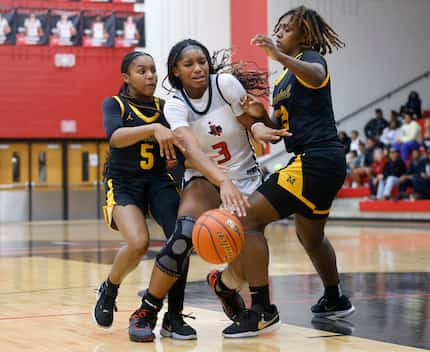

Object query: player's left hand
[153,124,186,160]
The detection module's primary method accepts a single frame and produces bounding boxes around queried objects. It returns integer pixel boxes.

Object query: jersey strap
[215,74,231,106]
[112,96,125,118]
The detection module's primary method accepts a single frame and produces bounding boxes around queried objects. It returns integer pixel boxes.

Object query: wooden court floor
[0,219,429,351]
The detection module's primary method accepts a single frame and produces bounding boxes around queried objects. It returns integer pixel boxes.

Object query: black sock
[142,290,163,311]
[215,274,232,293]
[249,285,270,310]
[324,284,341,302]
[106,278,119,291]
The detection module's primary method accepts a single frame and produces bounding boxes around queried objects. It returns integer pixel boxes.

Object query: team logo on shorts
[208,121,223,136]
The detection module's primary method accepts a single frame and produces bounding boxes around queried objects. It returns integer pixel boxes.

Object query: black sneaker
[311,295,355,318]
[207,270,245,322]
[128,304,159,343]
[160,312,197,340]
[93,281,118,328]
[222,305,281,338]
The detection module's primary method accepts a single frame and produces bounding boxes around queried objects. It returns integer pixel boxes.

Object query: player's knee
[156,216,196,277]
[243,214,266,236]
[296,232,324,252]
[128,236,150,257]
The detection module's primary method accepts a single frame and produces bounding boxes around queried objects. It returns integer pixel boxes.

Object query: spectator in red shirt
[368,148,387,198]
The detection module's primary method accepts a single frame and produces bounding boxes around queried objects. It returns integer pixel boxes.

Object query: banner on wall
[16,8,49,46]
[82,0,112,3]
[82,10,114,47]
[49,9,81,46]
[114,12,145,48]
[0,8,16,45]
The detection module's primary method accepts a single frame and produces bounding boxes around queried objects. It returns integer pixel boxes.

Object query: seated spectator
[350,138,377,187]
[349,130,363,153]
[389,109,402,125]
[346,150,359,185]
[409,148,430,199]
[364,108,389,140]
[376,148,406,199]
[338,131,351,154]
[380,119,401,147]
[368,148,387,199]
[392,111,422,161]
[397,149,422,199]
[422,118,430,151]
[401,91,422,119]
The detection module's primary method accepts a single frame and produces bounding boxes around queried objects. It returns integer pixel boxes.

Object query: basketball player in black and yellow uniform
[209,6,355,338]
[92,52,196,342]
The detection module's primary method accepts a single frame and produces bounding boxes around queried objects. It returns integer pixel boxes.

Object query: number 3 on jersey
[140,143,154,170]
[275,105,289,130]
[212,141,231,164]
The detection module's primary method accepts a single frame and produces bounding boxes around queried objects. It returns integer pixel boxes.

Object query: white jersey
[124,22,136,40]
[0,18,9,35]
[92,22,104,39]
[164,73,260,185]
[57,20,73,39]
[24,18,41,37]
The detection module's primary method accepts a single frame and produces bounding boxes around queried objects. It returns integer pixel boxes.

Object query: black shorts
[257,148,346,219]
[103,173,180,235]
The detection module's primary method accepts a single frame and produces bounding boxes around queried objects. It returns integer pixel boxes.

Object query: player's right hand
[251,122,291,144]
[153,124,186,160]
[219,178,250,217]
[250,34,282,61]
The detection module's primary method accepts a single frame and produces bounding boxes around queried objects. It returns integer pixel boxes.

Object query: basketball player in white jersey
[24,13,43,44]
[56,14,76,45]
[123,16,139,45]
[123,39,289,343]
[0,14,11,44]
[91,16,106,46]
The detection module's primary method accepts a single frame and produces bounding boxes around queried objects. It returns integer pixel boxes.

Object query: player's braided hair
[211,49,269,98]
[275,6,345,55]
[163,39,269,98]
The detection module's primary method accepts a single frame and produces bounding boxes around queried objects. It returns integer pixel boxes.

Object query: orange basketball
[192,208,245,264]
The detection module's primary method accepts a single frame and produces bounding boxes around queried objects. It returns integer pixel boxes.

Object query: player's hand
[240,95,267,119]
[251,34,282,61]
[251,122,291,144]
[153,124,186,160]
[219,178,250,217]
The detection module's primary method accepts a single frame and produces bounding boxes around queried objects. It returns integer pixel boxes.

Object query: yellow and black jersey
[272,50,341,154]
[102,95,171,178]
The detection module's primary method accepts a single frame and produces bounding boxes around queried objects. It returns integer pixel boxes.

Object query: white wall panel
[136,0,231,99]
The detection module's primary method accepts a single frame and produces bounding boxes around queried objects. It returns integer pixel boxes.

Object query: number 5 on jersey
[212,141,231,164]
[140,143,154,170]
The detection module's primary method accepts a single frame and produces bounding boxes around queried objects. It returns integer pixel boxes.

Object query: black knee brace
[155,216,196,277]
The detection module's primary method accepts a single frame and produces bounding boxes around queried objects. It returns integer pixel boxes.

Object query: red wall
[230,0,267,73]
[0,46,129,138]
[0,0,133,139]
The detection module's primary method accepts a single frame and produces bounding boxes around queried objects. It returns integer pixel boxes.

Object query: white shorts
[232,174,262,198]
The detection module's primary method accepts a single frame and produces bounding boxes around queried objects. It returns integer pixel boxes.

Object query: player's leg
[94,204,150,328]
[130,178,220,342]
[295,214,355,318]
[219,190,282,338]
[148,178,196,340]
